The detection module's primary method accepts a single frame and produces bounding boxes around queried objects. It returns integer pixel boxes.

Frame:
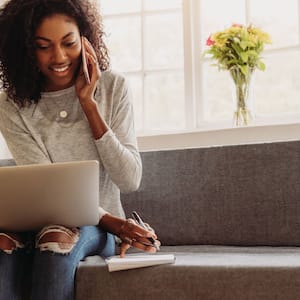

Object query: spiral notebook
[105,253,176,272]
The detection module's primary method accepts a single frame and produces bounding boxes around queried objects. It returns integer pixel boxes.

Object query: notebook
[0,160,100,231]
[106,253,176,272]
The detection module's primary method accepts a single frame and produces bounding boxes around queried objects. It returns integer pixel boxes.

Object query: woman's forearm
[80,99,108,140]
[98,213,125,236]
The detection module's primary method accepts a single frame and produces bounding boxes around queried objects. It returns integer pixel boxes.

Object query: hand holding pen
[131,211,160,250]
[118,211,160,257]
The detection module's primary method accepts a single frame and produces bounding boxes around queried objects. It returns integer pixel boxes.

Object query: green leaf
[257,61,266,71]
[240,41,249,50]
[240,65,249,76]
[231,43,242,56]
[247,50,259,58]
[240,52,248,63]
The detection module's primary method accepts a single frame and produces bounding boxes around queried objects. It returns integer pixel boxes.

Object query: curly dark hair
[0,0,110,106]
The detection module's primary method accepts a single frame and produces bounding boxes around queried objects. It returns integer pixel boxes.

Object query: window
[101,0,300,135]
[101,0,184,133]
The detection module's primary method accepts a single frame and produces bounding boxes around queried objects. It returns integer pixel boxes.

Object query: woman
[0,0,159,299]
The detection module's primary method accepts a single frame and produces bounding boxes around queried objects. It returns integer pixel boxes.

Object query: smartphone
[81,36,91,84]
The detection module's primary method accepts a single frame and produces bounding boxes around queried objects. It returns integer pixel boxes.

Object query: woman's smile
[50,63,72,76]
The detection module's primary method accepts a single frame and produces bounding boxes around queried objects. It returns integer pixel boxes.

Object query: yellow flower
[211,33,226,48]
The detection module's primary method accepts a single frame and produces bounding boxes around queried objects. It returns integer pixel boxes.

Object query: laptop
[0,160,100,232]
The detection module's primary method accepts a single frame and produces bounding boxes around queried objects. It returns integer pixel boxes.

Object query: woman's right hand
[99,214,161,257]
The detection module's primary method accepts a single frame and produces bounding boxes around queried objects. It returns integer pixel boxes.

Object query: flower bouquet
[204,24,271,126]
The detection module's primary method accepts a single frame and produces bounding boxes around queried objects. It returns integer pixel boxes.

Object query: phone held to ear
[81,36,91,84]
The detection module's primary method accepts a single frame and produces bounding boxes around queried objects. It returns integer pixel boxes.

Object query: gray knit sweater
[0,70,142,219]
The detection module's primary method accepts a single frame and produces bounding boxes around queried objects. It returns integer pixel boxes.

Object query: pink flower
[232,23,243,27]
[206,35,215,46]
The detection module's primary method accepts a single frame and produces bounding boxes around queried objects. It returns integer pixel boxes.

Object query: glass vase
[230,68,255,126]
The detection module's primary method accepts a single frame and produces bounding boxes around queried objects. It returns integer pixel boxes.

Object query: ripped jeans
[0,226,115,300]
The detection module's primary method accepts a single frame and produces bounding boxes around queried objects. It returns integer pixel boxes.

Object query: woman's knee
[36,225,80,254]
[0,233,25,254]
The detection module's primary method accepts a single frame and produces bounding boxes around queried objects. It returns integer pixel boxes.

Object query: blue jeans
[0,226,115,300]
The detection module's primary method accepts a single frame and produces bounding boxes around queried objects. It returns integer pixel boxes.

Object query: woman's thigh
[0,232,33,300]
[31,226,115,300]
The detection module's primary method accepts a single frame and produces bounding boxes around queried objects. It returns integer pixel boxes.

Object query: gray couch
[1,140,300,299]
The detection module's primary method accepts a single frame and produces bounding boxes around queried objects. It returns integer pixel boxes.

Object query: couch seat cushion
[76,245,300,300]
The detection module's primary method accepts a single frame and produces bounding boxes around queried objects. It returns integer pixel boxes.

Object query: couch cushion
[121,140,300,246]
[76,245,300,300]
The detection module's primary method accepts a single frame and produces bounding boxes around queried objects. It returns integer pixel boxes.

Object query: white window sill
[137,121,300,151]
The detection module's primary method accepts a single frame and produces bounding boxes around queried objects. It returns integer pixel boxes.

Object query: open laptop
[0,160,100,232]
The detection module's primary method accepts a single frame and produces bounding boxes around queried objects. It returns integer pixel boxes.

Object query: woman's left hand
[75,36,100,105]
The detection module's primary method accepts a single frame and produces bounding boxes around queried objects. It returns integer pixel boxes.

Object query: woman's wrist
[79,97,97,113]
[80,99,108,139]
[98,213,125,236]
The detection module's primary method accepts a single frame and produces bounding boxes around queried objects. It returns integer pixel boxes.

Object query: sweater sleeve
[94,76,142,193]
[0,93,51,165]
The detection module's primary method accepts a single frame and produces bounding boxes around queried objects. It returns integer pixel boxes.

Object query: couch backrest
[2,141,300,246]
[121,140,300,246]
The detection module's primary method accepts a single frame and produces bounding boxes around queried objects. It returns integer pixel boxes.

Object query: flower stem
[230,68,253,126]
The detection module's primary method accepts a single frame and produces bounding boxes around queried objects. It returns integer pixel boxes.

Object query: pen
[132,211,159,250]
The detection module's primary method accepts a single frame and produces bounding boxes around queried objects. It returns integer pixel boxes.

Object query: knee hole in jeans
[0,233,25,254]
[35,225,80,254]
